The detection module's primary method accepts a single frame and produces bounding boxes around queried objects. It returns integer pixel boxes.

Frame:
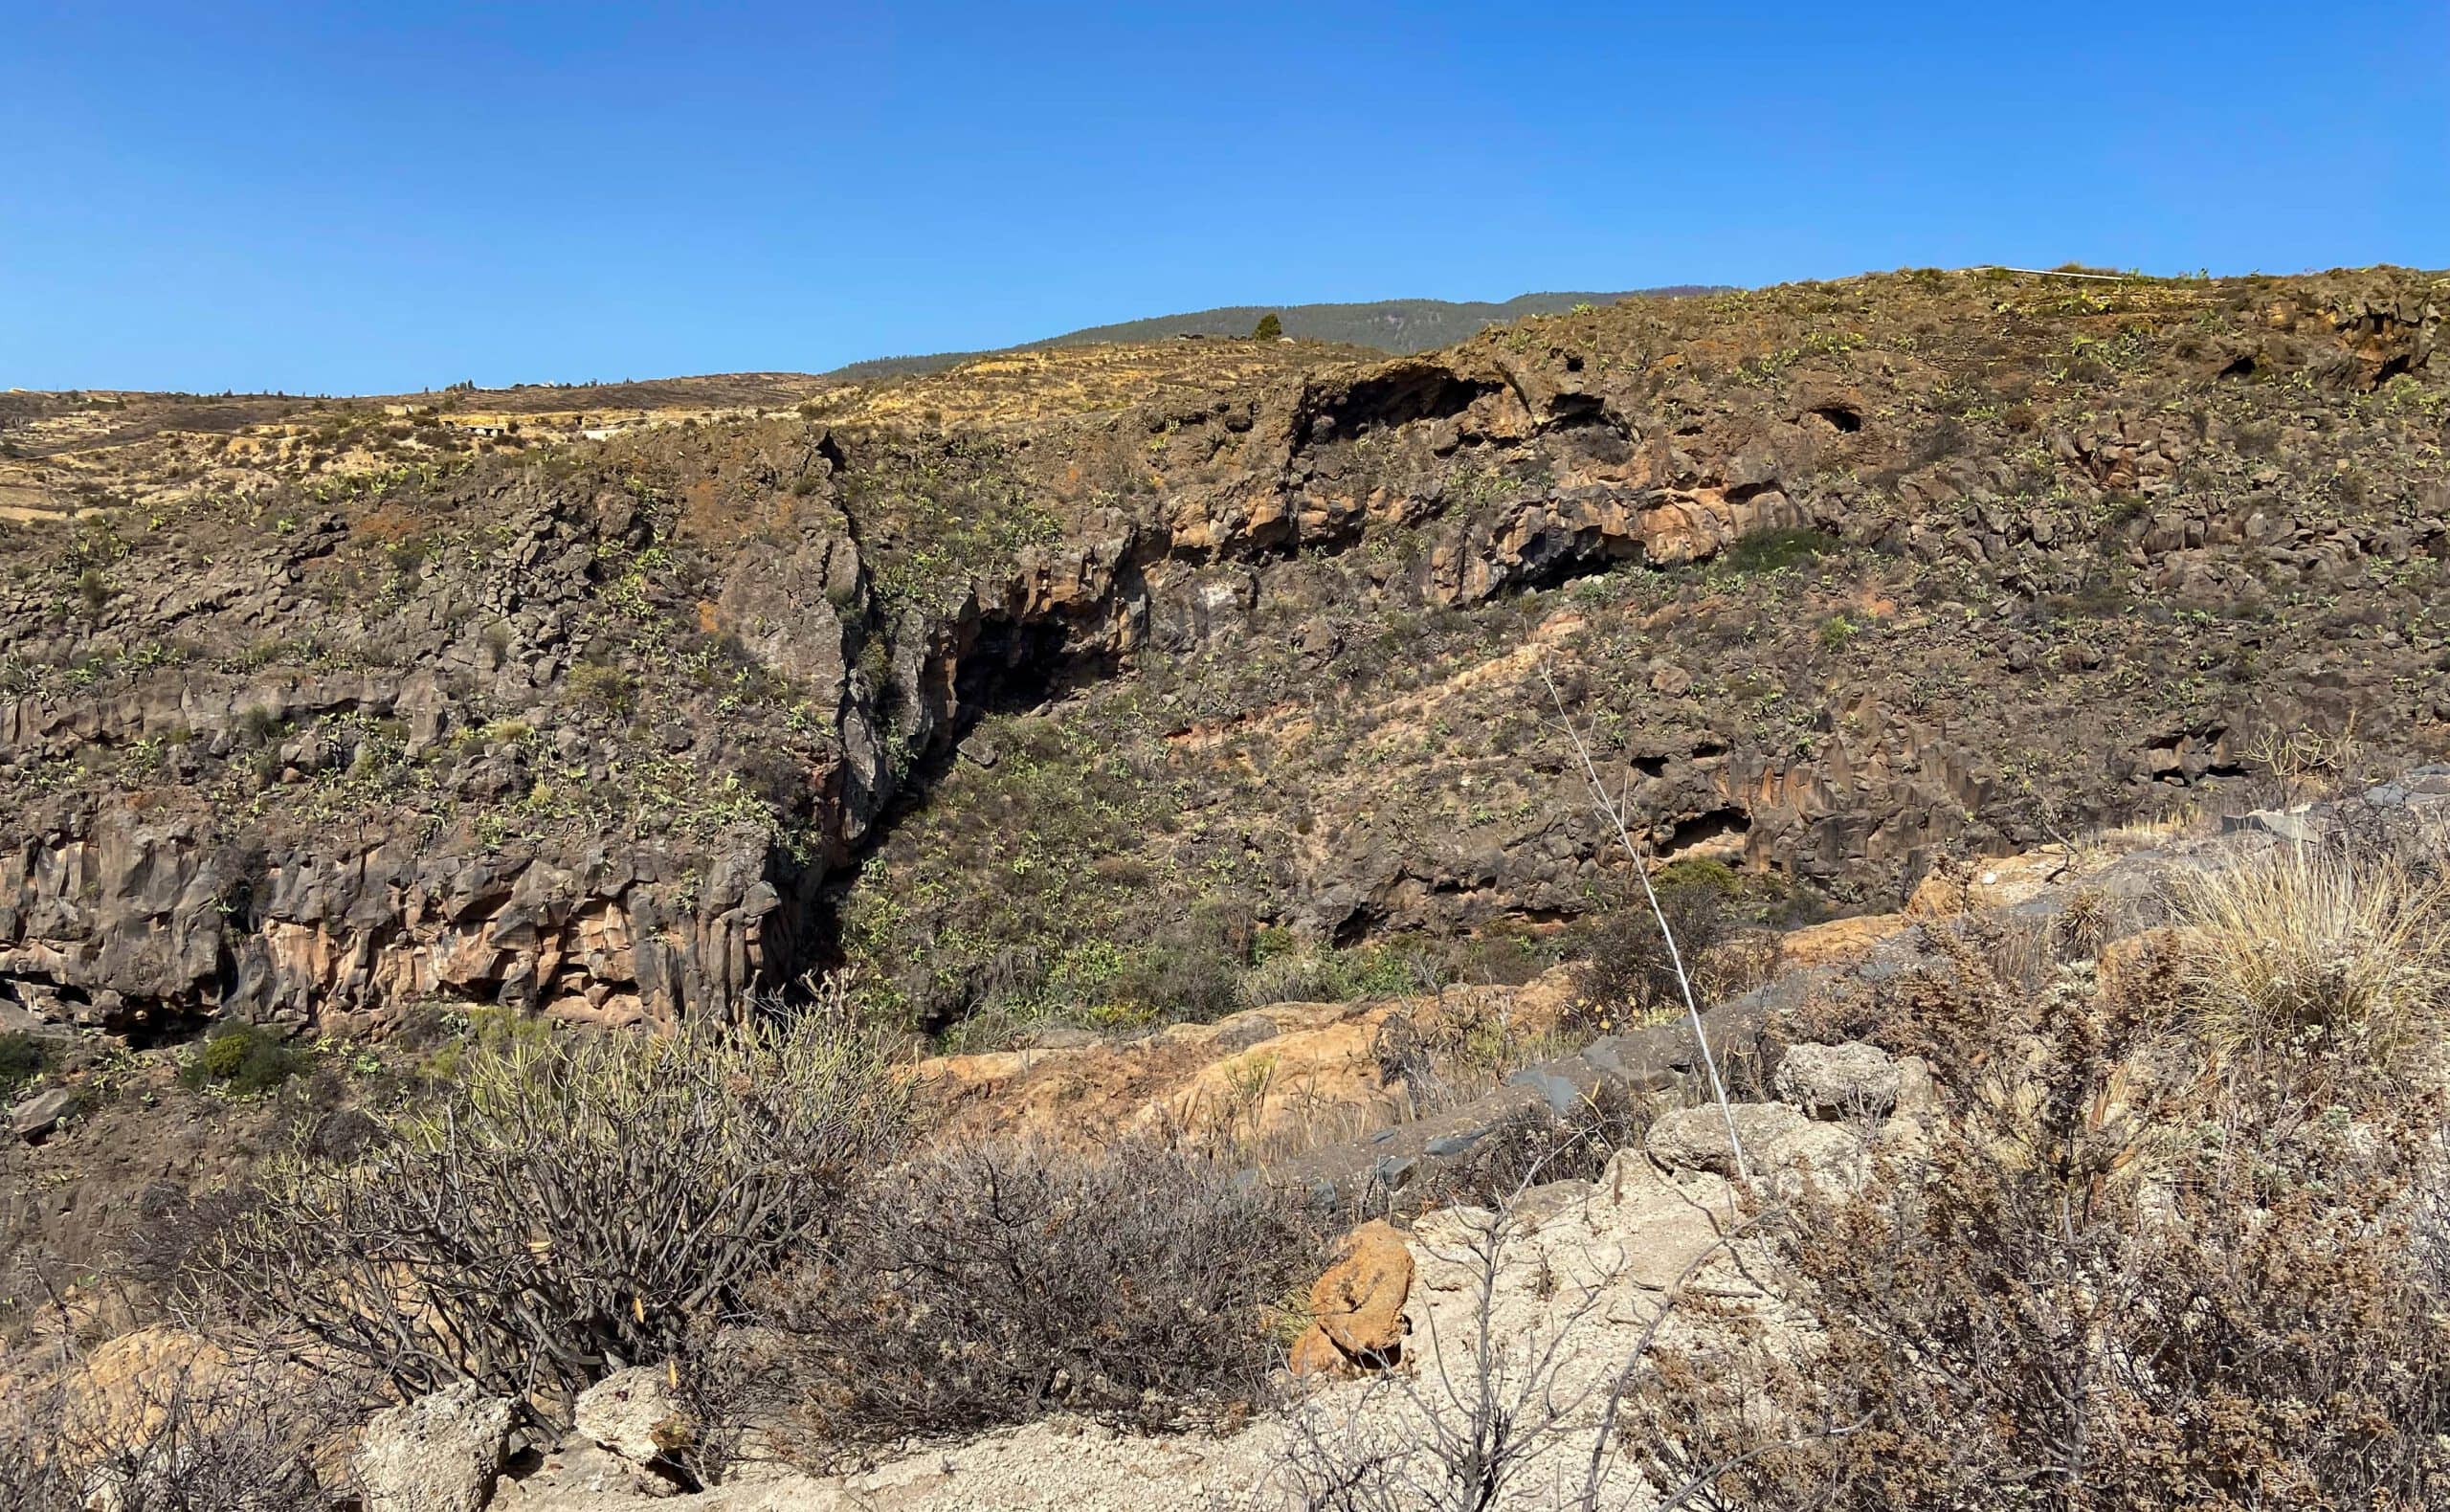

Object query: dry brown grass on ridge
[2174,841,2450,1091]
[807,338,1367,429]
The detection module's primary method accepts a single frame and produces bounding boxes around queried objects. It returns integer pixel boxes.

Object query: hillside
[0,265,2443,1045]
[5,261,2450,1508]
[13,775,2450,1507]
[0,374,840,527]
[823,286,1726,381]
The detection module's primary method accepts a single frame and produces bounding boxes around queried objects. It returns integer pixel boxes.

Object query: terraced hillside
[1,267,2443,1047]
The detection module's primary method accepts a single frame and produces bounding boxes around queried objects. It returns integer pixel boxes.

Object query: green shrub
[179,1023,306,1095]
[385,536,430,574]
[0,1032,42,1101]
[1653,856,1743,896]
[1252,313,1284,341]
[1720,526,1838,575]
[568,659,635,714]
[1237,940,1436,1011]
[75,567,111,618]
[1110,918,1246,1023]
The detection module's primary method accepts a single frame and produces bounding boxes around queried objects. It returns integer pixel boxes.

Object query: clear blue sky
[4,2,2443,395]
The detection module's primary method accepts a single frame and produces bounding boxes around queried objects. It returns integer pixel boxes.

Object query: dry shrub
[173,1007,909,1421]
[2174,842,2450,1092]
[1629,913,2450,1509]
[758,1139,1330,1451]
[1371,997,1575,1117]
[1699,926,1785,1004]
[1384,1080,1659,1219]
[1784,922,2032,1095]
[0,1345,359,1511]
[1237,948,1356,1011]
[1570,884,1729,1032]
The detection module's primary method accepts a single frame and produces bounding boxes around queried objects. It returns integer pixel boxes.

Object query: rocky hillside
[22,775,2433,1510]
[1,266,2444,1046]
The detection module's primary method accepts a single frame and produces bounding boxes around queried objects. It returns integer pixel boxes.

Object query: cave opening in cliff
[952,614,1119,721]
[1661,806,1751,859]
[1300,362,1503,449]
[801,609,1129,1022]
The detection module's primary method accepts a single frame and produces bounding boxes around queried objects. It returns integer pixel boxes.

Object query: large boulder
[11,1084,77,1142]
[1644,1102,1809,1178]
[1288,1218,1414,1375]
[572,1364,694,1470]
[356,1382,513,1512]
[1773,1041,1902,1118]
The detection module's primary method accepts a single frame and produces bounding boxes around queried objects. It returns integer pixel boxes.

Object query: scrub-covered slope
[1,267,2443,1042]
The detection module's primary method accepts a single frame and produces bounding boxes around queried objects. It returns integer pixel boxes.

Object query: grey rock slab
[1772,1041,1903,1118]
[10,1085,77,1142]
[1645,1102,1809,1178]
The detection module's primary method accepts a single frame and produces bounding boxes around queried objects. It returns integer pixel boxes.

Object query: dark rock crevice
[1294,360,1506,451]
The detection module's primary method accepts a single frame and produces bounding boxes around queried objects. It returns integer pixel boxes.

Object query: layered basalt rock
[1,267,2443,1034]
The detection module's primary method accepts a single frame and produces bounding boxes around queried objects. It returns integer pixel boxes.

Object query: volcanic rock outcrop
[1,268,2442,1035]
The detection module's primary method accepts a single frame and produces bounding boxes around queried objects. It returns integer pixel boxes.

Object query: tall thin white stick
[1541,664,1751,1184]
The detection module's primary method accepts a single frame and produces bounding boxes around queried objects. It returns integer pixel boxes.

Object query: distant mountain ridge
[825,287,1726,381]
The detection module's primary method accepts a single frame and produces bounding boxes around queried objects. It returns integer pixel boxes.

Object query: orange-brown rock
[1779,912,1912,966]
[1289,1218,1414,1376]
[1904,850,2070,919]
[918,975,1573,1156]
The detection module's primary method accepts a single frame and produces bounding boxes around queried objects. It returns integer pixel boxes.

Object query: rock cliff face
[1,268,2444,1037]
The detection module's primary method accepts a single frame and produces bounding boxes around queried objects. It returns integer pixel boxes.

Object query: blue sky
[4,2,2443,394]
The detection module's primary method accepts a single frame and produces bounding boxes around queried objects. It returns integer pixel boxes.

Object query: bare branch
[1539,660,1750,1183]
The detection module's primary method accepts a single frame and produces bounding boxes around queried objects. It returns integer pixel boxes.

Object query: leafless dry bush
[1623,842,2450,1510]
[1570,886,1731,1031]
[171,1004,909,1423]
[757,1137,1332,1455]
[1369,992,1583,1121]
[0,1344,359,1511]
[1278,1199,1627,1511]
[2239,717,2375,808]
[1373,1081,1659,1220]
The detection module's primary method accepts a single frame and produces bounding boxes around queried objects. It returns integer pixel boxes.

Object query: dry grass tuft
[2174,842,2450,1085]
